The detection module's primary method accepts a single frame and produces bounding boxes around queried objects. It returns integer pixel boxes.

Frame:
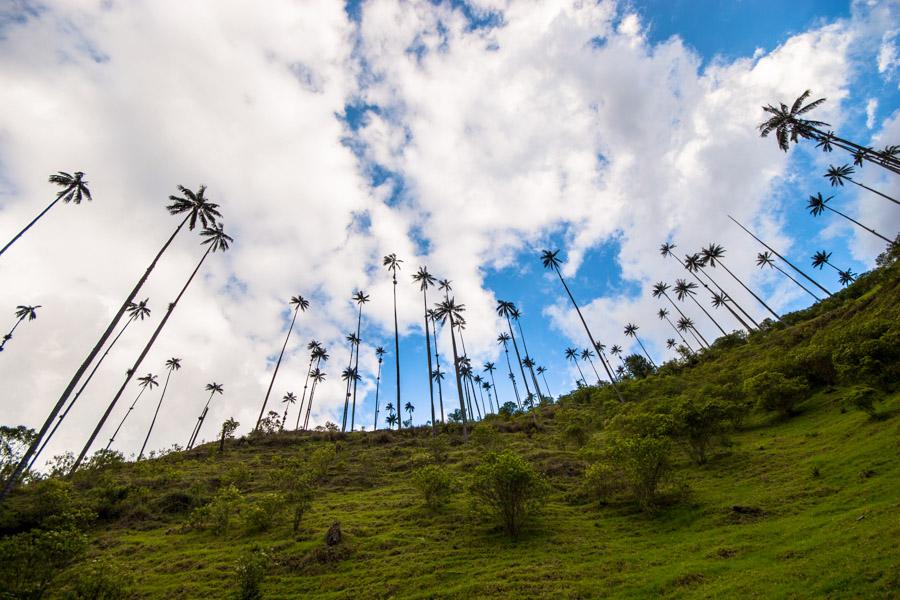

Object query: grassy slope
[13,263,900,599]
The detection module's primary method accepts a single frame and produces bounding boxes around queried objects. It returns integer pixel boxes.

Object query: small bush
[233,547,269,600]
[603,431,672,510]
[412,465,453,510]
[582,462,621,503]
[470,424,503,452]
[65,557,135,599]
[469,450,548,538]
[272,459,315,532]
[743,371,809,418]
[244,493,286,533]
[424,435,450,464]
[671,398,729,465]
[844,385,881,418]
[308,444,338,483]
[0,526,87,598]
[222,462,251,490]
[190,484,243,535]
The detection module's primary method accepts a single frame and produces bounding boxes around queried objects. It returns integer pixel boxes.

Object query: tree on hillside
[497,333,521,408]
[624,323,656,368]
[483,361,501,408]
[511,306,543,400]
[536,366,553,399]
[404,402,415,427]
[373,346,385,430]
[105,373,158,451]
[811,250,856,286]
[428,309,445,423]
[564,347,587,387]
[188,382,224,450]
[806,192,894,245]
[295,340,322,430]
[280,392,297,432]
[257,295,309,431]
[412,267,437,433]
[496,300,533,403]
[657,308,694,354]
[383,253,403,429]
[433,298,469,440]
[350,291,369,432]
[138,357,181,460]
[673,279,726,336]
[304,369,326,430]
[580,348,602,385]
[701,244,780,322]
[341,333,360,432]
[0,304,42,353]
[756,251,822,301]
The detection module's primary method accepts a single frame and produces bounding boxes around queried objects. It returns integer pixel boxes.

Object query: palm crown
[540,249,562,270]
[412,267,435,291]
[126,298,152,321]
[200,224,233,252]
[564,347,578,360]
[673,279,698,300]
[14,305,41,321]
[811,250,832,270]
[282,392,297,404]
[167,185,222,230]
[676,317,694,331]
[659,242,676,257]
[756,251,775,269]
[383,253,402,277]
[700,244,725,266]
[657,308,669,319]
[352,291,369,305]
[825,164,854,187]
[290,295,310,311]
[49,171,92,204]
[758,90,829,152]
[137,373,159,389]
[623,323,639,337]
[651,282,670,298]
[206,382,224,395]
[165,357,182,371]
[806,192,832,217]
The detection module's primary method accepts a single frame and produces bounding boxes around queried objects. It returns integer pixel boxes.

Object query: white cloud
[866,98,878,128]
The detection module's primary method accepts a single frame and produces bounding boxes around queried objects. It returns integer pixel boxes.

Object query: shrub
[65,557,135,599]
[497,402,519,418]
[602,431,672,510]
[0,425,36,483]
[556,409,592,448]
[272,459,315,532]
[844,385,881,418]
[411,465,453,510]
[424,435,450,464]
[244,493,286,533]
[469,450,548,538]
[190,484,243,535]
[233,547,269,600]
[0,526,87,598]
[582,462,621,503]
[743,371,809,417]
[671,398,729,465]
[308,444,338,482]
[470,424,503,452]
[222,462,251,490]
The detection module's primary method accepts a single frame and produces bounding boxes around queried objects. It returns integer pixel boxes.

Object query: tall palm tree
[459,362,479,420]
[280,392,297,432]
[258,295,309,430]
[341,333,360,432]
[105,373,158,451]
[71,224,232,473]
[759,90,900,175]
[579,349,602,384]
[700,244,780,321]
[433,298,469,440]
[428,309,445,423]
[676,317,705,349]
[623,323,656,368]
[511,306,544,400]
[383,253,403,429]
[0,171,92,259]
[295,340,321,430]
[350,291,369,432]
[473,374,488,414]
[564,347,587,386]
[373,346,385,430]
[756,252,821,301]
[0,305,41,352]
[652,281,710,345]
[540,250,623,400]
[728,217,833,298]
[431,366,445,423]
[497,332,521,408]
[609,344,626,367]
[806,193,894,245]
[674,279,727,336]
[482,381,495,413]
[657,308,694,353]
[188,382,224,450]
[496,300,533,402]
[593,342,618,384]
[304,369,326,430]
[412,267,437,433]
[536,366,553,399]
[138,357,180,460]
[483,362,501,408]
[404,402,415,427]
[811,250,856,286]
[4,185,222,497]
[825,164,899,206]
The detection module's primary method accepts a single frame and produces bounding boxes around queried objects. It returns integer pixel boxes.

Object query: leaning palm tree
[496,300,533,402]
[676,317,706,351]
[0,304,41,352]
[304,368,326,430]
[188,382,224,450]
[372,346,385,430]
[341,334,360,432]
[295,340,321,430]
[483,361,501,408]
[701,244,780,321]
[756,252,821,301]
[71,224,232,473]
[433,298,469,440]
[674,279,727,336]
[280,392,297,432]
[412,267,437,433]
[825,164,899,206]
[350,291,369,432]
[540,250,622,400]
[138,357,180,460]
[511,306,543,400]
[459,362,479,420]
[759,90,900,175]
[383,253,403,429]
[811,250,856,286]
[341,365,361,430]
[4,186,222,496]
[473,374,489,414]
[623,323,656,368]
[807,192,894,245]
[579,348,602,385]
[431,366,446,423]
[592,342,618,384]
[657,308,694,353]
[258,294,309,431]
[482,381,495,413]
[106,373,158,451]
[609,344,626,367]
[564,347,587,387]
[427,309,445,423]
[652,282,710,345]
[497,332,521,408]
[0,171,92,259]
[536,366,553,399]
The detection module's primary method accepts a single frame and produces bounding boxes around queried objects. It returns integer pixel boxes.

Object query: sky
[0,0,898,466]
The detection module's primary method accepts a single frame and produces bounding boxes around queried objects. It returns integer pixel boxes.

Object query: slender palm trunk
[391,275,401,431]
[71,243,211,473]
[303,369,320,431]
[295,354,315,430]
[687,294,727,336]
[663,316,694,353]
[0,196,61,258]
[662,291,711,345]
[585,357,602,385]
[341,339,354,432]
[540,372,553,398]
[504,316,532,401]
[373,359,382,430]
[695,265,761,328]
[138,369,173,460]
[502,343,521,408]
[488,371,500,409]
[729,216,833,297]
[486,388,495,413]
[457,331,482,420]
[772,264,821,301]
[280,402,290,431]
[571,359,587,386]
[431,314,445,423]
[3,217,189,496]
[258,305,299,430]
[634,337,656,367]
[188,406,210,450]
[824,205,894,245]
[350,305,365,432]
[105,386,149,451]
[684,327,705,350]
[598,350,618,383]
[0,317,25,352]
[716,260,780,321]
[845,177,900,206]
[421,291,436,433]
[447,312,468,440]
[476,382,488,415]
[514,318,543,399]
[552,267,624,401]
[805,125,900,175]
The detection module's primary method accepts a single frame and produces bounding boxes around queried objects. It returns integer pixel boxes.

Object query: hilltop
[1,257,899,599]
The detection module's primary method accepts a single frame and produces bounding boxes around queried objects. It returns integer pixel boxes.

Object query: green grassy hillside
[2,260,899,599]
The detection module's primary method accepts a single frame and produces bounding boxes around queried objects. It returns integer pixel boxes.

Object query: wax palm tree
[0,171,92,259]
[433,298,469,439]
[427,309,445,423]
[676,317,704,351]
[71,224,232,473]
[609,344,626,367]
[592,342,618,383]
[564,347,587,386]
[579,349,602,385]
[412,267,437,433]
[701,244,780,321]
[386,412,398,428]
[404,402,415,426]
[300,346,327,429]
[536,366,553,399]
[280,392,297,432]
[623,323,656,368]
[496,300,533,402]
[482,381,495,412]
[511,306,543,400]
[431,366,445,423]
[188,382,224,450]
[138,358,180,460]
[541,250,622,400]
[615,365,626,379]
[825,164,899,206]
[806,192,894,245]
[473,374,488,414]
[811,250,856,286]
[304,368,326,430]
[756,251,821,301]
[349,291,369,432]
[657,308,694,353]
[666,339,677,350]
[652,281,710,346]
[383,253,403,428]
[341,333,360,432]
[497,332,521,408]
[295,340,321,430]
[0,305,41,352]
[674,279,727,336]
[373,346,385,430]
[759,90,900,175]
[483,361,501,408]
[258,294,309,430]
[459,362,479,420]
[106,373,158,451]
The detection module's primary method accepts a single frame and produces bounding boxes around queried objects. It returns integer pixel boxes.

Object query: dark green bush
[469,450,548,538]
[743,371,809,417]
[844,385,881,418]
[0,526,87,598]
[233,548,269,600]
[412,464,453,510]
[64,557,135,599]
[189,484,243,535]
[244,493,286,533]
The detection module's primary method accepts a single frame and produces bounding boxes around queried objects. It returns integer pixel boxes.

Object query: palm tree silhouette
[0,304,41,352]
[385,412,398,428]
[536,366,553,398]
[756,252,821,301]
[304,368,326,430]
[676,317,703,349]
[349,291,369,432]
[482,381,495,413]
[300,345,327,430]
[341,364,361,431]
[564,347,587,387]
[404,402,415,426]
[674,279,727,336]
[623,323,656,368]
[459,361,479,420]
[592,342,617,383]
[657,308,694,353]
[295,340,321,430]
[412,267,437,433]
[258,294,309,431]
[806,193,894,245]
[497,332,521,408]
[511,306,543,400]
[383,253,403,429]
[579,348,602,385]
[541,249,622,400]
[811,250,856,286]
[280,392,297,432]
[825,164,899,206]
[496,300,533,403]
[71,224,232,473]
[433,298,469,440]
[138,357,180,460]
[0,171,92,259]
[473,374,488,414]
[431,366,445,423]
[188,382,224,450]
[341,333,360,432]
[652,281,710,346]
[106,373,158,451]
[609,344,626,367]
[701,244,780,322]
[759,90,900,175]
[483,361,501,408]
[428,309,445,423]
[373,346,385,430]
[5,186,222,496]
